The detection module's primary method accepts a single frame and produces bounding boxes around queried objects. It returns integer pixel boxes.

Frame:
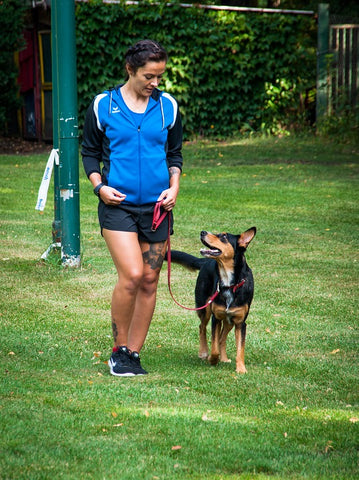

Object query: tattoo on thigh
[111,320,118,342]
[142,242,165,270]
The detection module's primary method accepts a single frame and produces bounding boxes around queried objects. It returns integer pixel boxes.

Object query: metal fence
[329,22,359,112]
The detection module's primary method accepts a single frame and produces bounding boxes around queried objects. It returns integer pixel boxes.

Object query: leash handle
[151,200,169,231]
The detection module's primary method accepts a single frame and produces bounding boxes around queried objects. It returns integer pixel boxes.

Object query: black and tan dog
[169,227,256,373]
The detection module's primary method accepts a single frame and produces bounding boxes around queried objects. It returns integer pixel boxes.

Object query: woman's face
[127,60,166,98]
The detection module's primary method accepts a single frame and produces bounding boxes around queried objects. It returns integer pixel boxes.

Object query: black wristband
[93,183,105,197]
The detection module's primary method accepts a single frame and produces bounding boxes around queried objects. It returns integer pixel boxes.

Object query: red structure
[17,4,52,141]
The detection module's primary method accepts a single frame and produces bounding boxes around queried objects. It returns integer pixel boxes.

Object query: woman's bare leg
[127,240,167,352]
[103,229,166,352]
[102,230,143,348]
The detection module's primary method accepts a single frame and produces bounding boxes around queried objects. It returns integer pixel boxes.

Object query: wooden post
[316,3,330,126]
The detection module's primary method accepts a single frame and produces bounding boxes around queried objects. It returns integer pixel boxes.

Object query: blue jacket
[81,86,183,206]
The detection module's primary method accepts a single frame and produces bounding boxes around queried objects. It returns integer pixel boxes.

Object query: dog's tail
[165,250,206,271]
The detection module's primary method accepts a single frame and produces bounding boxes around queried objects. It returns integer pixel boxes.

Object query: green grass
[0,135,358,479]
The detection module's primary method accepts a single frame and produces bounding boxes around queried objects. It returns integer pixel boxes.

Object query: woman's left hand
[157,187,178,211]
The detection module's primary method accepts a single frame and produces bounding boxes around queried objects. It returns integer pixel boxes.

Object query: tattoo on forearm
[169,167,180,178]
[142,242,166,270]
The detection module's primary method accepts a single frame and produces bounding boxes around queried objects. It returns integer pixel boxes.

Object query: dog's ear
[238,227,256,248]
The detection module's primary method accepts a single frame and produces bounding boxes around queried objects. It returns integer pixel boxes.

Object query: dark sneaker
[129,351,148,375]
[108,346,135,377]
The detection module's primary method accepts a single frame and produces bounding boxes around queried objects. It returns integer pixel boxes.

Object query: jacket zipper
[137,124,141,204]
[114,92,164,204]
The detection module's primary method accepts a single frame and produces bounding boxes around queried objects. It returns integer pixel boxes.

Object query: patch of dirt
[0,136,50,155]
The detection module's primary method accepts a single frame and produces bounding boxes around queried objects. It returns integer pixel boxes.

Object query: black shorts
[98,201,173,243]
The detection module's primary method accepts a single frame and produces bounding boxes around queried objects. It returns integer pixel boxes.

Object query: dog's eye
[219,233,228,242]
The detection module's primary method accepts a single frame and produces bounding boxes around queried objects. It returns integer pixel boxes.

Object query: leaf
[111,412,118,418]
[324,440,334,453]
[171,445,182,451]
[330,349,340,354]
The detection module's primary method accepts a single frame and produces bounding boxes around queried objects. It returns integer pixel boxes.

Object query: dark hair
[124,39,168,79]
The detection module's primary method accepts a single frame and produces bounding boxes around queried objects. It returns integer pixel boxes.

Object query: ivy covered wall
[76,0,316,137]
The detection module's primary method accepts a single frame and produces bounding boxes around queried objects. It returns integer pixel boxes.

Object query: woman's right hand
[99,186,126,205]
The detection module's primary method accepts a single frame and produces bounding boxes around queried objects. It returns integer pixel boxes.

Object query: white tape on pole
[35,149,59,211]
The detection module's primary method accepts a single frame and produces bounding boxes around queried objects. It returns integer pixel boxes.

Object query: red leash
[152,201,219,310]
[152,201,244,311]
[151,201,169,232]
[166,219,220,311]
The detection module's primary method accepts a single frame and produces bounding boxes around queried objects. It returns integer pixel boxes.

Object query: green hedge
[76,0,316,138]
[0,0,26,135]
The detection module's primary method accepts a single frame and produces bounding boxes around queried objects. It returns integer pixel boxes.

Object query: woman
[82,40,183,376]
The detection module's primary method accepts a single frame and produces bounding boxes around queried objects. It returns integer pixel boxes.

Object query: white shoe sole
[108,360,135,377]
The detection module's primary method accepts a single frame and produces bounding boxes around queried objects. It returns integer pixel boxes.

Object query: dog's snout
[200,231,207,237]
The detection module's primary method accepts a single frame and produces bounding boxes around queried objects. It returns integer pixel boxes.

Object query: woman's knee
[140,271,160,296]
[117,268,143,294]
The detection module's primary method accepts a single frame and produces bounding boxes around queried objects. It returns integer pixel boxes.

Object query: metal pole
[51,0,61,245]
[316,3,330,125]
[55,0,81,267]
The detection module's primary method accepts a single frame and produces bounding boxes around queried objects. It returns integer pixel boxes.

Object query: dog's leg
[208,314,221,365]
[197,307,210,359]
[219,320,233,363]
[234,321,247,374]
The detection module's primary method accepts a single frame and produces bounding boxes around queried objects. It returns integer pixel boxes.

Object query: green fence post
[51,0,61,245]
[316,3,330,126]
[55,0,81,267]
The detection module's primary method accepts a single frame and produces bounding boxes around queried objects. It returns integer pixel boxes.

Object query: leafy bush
[317,102,359,144]
[0,0,26,135]
[75,0,316,138]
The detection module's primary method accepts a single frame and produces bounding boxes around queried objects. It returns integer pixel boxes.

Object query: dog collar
[219,279,245,293]
[233,279,246,292]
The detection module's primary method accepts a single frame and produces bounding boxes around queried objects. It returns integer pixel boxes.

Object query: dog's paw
[236,365,247,374]
[208,354,219,365]
[220,358,232,364]
[198,352,208,360]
